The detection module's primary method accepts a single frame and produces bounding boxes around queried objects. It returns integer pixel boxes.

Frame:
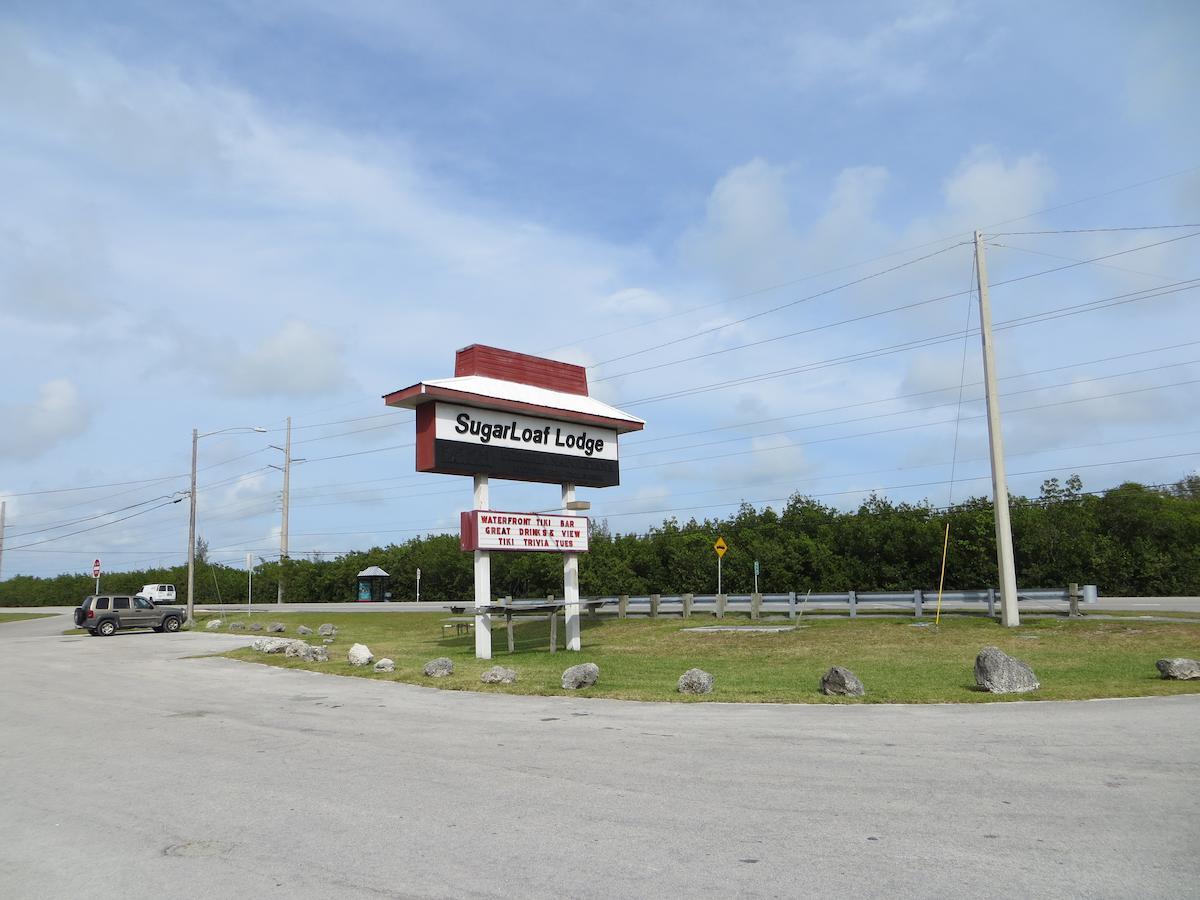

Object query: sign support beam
[473,474,493,659]
[562,483,581,651]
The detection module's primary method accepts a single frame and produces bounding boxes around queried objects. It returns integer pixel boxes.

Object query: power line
[991,224,1200,236]
[623,377,1200,472]
[618,279,1200,407]
[589,242,969,370]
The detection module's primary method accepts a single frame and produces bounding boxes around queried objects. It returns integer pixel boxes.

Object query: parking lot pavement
[0,621,1197,898]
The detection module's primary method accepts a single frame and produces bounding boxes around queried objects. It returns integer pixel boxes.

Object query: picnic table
[446,598,612,653]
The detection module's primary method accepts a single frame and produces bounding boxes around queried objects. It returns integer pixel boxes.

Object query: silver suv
[73,595,185,636]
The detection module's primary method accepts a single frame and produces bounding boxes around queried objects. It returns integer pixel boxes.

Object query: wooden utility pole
[974,231,1020,627]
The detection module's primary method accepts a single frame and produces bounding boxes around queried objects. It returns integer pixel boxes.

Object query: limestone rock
[374,658,395,673]
[228,621,246,631]
[297,625,313,635]
[322,638,334,645]
[206,619,222,630]
[248,623,263,632]
[285,641,309,659]
[250,637,299,654]
[561,662,600,690]
[1156,658,1200,680]
[423,657,454,678]
[318,623,336,637]
[347,643,374,667]
[268,622,286,633]
[820,666,865,697]
[677,668,715,695]
[974,646,1040,694]
[481,666,518,685]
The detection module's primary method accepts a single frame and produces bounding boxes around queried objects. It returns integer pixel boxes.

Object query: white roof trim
[423,375,645,425]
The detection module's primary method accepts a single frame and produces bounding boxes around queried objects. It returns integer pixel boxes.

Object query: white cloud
[941,147,1055,225]
[0,379,90,460]
[789,2,960,96]
[219,320,351,398]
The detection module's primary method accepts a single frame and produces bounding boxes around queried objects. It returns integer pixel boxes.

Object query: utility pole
[186,427,199,625]
[272,416,292,606]
[975,231,1020,627]
[0,500,7,582]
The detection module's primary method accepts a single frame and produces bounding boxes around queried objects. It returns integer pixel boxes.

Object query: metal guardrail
[507,585,1098,620]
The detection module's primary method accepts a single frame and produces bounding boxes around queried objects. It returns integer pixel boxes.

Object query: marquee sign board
[460,510,589,553]
[384,344,644,488]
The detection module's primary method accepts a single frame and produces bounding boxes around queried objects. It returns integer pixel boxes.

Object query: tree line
[3,476,1197,607]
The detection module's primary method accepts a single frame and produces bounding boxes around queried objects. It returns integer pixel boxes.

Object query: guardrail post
[788,591,796,620]
[913,589,923,618]
[682,593,694,618]
[750,592,762,620]
[848,590,857,618]
[986,587,996,618]
[716,594,727,619]
[649,593,660,619]
[1068,582,1081,618]
[618,595,629,618]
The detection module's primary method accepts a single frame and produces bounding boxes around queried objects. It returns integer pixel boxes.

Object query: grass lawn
[209,610,1200,704]
[0,613,54,624]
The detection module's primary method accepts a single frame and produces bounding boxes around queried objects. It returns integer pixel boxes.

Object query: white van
[136,584,178,605]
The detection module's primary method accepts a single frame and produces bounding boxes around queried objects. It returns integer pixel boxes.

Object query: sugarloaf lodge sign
[384,344,644,658]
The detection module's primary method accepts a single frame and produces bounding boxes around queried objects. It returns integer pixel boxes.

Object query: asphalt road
[1,611,1197,898]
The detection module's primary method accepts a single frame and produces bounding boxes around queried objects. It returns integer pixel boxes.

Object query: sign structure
[384,344,645,661]
[461,510,589,553]
[714,537,727,558]
[92,559,101,578]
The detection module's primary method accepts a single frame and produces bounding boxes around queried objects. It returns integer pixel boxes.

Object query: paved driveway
[1,612,1196,898]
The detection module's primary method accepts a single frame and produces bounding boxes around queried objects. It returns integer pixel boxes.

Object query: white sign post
[473,474,492,660]
[562,483,581,652]
[246,553,254,616]
[416,567,421,603]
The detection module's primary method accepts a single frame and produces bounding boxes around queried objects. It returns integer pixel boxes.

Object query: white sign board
[435,403,618,461]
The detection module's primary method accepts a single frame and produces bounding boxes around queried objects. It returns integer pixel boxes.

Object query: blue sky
[2,1,1198,582]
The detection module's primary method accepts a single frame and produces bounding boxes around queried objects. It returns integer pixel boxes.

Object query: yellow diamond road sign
[714,537,727,558]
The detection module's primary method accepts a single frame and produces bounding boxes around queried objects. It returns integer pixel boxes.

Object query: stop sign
[92,559,101,578]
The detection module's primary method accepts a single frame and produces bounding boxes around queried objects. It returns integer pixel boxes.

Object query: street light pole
[186,427,199,626]
[185,425,267,627]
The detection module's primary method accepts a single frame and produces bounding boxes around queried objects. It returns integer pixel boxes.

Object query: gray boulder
[820,666,865,697]
[206,619,222,630]
[268,622,286,633]
[322,638,334,645]
[481,666,518,685]
[248,622,263,632]
[424,657,454,678]
[561,662,600,690]
[318,623,336,637]
[677,668,715,695]
[974,646,1040,694]
[297,625,313,635]
[250,637,299,654]
[347,643,374,667]
[285,641,311,659]
[228,621,246,631]
[309,645,329,663]
[1156,658,1200,680]
[374,658,395,673]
